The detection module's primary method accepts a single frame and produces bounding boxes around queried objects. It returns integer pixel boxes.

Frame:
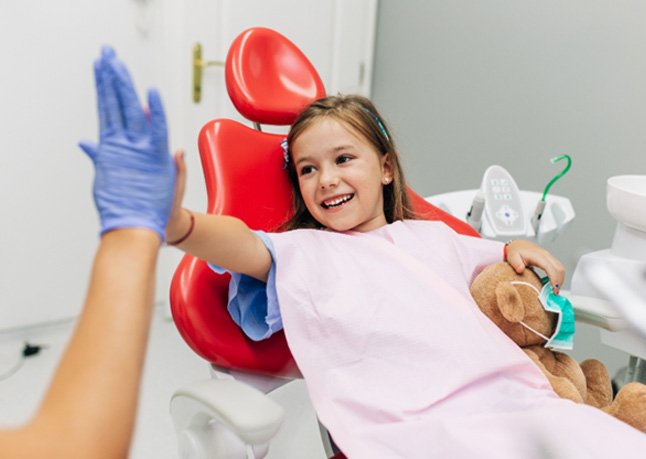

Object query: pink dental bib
[267,221,646,458]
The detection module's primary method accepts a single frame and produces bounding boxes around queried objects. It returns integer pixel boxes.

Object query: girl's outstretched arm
[166,153,272,282]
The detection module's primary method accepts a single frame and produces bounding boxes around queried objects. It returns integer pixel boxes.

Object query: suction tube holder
[532,154,572,233]
[466,191,485,232]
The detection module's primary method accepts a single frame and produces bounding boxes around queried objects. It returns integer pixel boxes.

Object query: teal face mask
[511,278,576,350]
[538,278,575,350]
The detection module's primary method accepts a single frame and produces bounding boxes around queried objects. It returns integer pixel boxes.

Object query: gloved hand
[79,46,176,241]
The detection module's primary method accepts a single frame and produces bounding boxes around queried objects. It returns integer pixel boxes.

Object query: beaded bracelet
[503,240,513,261]
[167,209,195,246]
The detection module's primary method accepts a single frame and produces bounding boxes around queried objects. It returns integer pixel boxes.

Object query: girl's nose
[319,168,339,189]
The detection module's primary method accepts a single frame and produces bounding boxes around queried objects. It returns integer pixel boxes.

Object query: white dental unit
[427,160,646,385]
[427,160,575,244]
[571,175,646,383]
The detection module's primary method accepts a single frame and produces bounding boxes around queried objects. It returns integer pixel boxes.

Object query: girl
[167,95,646,457]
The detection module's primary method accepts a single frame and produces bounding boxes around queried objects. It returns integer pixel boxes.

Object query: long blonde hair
[281,94,416,230]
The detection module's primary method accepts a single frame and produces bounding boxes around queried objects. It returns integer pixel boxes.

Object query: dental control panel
[426,164,575,243]
[481,166,526,237]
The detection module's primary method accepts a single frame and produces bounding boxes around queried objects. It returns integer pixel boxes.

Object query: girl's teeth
[324,195,352,208]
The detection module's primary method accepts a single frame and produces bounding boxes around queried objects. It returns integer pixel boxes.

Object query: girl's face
[291,118,392,233]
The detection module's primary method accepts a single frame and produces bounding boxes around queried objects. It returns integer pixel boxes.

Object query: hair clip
[281,138,290,169]
[362,108,389,141]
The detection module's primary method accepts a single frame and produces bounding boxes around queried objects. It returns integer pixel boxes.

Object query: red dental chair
[169,27,479,459]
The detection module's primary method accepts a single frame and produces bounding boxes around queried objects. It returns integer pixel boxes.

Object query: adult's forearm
[1,229,160,459]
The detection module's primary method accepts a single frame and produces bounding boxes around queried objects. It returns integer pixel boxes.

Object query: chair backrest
[225,27,326,126]
[169,27,479,379]
[170,119,301,377]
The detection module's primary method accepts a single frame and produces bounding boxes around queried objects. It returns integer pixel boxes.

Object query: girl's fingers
[543,258,565,294]
[172,150,187,213]
[173,151,186,201]
[507,241,565,293]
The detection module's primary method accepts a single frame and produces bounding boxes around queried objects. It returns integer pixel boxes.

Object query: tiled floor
[0,309,326,458]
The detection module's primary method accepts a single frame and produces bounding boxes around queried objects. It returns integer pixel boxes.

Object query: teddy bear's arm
[523,347,585,404]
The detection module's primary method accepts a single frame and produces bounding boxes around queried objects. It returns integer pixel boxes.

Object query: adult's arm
[0,45,177,458]
[0,228,160,459]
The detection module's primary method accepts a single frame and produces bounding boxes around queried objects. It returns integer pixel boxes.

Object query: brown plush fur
[470,262,646,433]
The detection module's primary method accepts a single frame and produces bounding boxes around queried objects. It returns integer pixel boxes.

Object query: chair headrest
[225,27,326,126]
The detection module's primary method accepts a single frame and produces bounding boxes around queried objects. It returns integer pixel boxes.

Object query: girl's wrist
[503,240,514,261]
[166,209,194,245]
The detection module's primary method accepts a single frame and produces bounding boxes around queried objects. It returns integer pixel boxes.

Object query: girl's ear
[381,152,394,183]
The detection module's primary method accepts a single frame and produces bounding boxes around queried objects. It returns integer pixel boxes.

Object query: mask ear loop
[518,321,551,342]
[510,281,551,343]
[510,281,540,295]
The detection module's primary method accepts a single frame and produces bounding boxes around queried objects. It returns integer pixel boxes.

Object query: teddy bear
[470,262,646,433]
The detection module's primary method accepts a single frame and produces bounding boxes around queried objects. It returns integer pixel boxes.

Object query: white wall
[0,0,165,330]
[372,0,645,373]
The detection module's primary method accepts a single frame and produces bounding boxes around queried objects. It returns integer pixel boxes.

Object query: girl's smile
[321,193,354,209]
[291,118,392,232]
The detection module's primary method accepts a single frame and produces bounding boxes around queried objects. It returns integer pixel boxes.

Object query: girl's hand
[505,240,565,294]
[165,150,189,242]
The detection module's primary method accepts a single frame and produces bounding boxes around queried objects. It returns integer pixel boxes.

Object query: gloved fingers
[101,45,116,60]
[93,60,109,136]
[78,141,99,161]
[98,52,124,137]
[147,88,169,155]
[106,56,146,136]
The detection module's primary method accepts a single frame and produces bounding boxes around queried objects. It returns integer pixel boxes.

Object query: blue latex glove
[79,46,176,240]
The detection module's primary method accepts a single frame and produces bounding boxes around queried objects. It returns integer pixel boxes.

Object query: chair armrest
[171,379,285,446]
[564,291,628,331]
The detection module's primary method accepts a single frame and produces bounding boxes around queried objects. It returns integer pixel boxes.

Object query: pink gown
[263,220,646,458]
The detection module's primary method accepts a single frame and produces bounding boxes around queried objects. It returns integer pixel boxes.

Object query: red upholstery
[226,27,326,125]
[408,188,479,237]
[170,27,326,377]
[170,120,301,377]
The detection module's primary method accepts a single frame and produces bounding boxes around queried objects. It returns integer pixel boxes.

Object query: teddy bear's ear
[495,283,525,323]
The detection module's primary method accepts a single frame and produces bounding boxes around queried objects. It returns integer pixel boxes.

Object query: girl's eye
[336,154,352,164]
[299,165,314,176]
